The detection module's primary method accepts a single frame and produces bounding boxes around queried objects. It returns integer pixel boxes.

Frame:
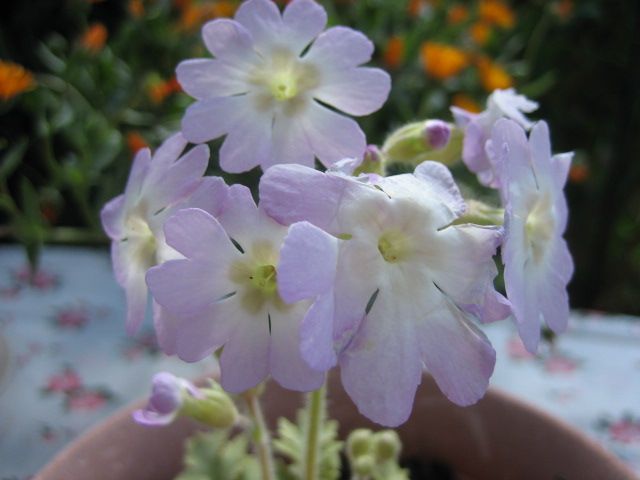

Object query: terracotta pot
[36,375,636,480]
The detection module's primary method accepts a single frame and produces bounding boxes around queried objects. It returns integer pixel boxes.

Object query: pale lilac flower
[100,133,226,334]
[133,372,201,426]
[491,119,574,353]
[146,186,324,393]
[452,88,538,188]
[177,0,391,173]
[261,162,508,426]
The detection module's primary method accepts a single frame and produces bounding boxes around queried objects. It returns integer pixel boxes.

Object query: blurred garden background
[0,0,638,316]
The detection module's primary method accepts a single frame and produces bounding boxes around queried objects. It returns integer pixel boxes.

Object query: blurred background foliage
[0,0,638,315]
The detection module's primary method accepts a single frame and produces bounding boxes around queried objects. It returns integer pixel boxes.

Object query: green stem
[303,383,326,480]
[243,389,276,480]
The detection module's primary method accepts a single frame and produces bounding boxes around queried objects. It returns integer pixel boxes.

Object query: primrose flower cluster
[102,0,574,428]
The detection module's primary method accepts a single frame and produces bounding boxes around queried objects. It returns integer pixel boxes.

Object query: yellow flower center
[249,264,278,296]
[525,194,555,264]
[378,231,410,263]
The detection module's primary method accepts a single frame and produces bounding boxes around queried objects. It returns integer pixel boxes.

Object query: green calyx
[180,380,238,429]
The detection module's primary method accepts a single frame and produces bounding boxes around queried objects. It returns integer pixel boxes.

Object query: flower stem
[303,382,326,480]
[243,388,276,480]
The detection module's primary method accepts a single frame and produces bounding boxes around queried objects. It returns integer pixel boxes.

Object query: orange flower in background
[476,56,513,91]
[479,0,515,29]
[383,36,405,70]
[80,23,108,53]
[451,93,481,113]
[569,163,589,183]
[421,42,468,80]
[470,22,491,45]
[408,0,434,17]
[447,5,469,25]
[126,131,149,154]
[552,0,574,21]
[129,0,145,18]
[147,76,182,104]
[0,61,35,101]
[178,1,237,31]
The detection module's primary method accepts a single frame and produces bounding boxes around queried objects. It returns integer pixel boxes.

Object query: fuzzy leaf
[273,403,343,480]
[175,430,260,480]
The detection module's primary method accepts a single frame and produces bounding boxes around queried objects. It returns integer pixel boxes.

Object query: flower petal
[417,295,496,406]
[201,19,259,65]
[339,289,423,427]
[174,302,236,362]
[260,164,350,231]
[151,132,188,171]
[177,58,250,99]
[152,303,178,356]
[100,194,125,240]
[314,67,390,116]
[304,26,374,69]
[277,221,339,303]
[181,95,249,144]
[270,303,325,391]
[111,241,149,335]
[219,305,271,393]
[123,148,152,200]
[234,0,282,55]
[302,102,366,167]
[146,258,234,317]
[163,208,238,261]
[282,0,327,54]
[219,101,273,173]
[144,144,209,210]
[413,161,467,219]
[183,176,229,218]
[267,112,315,169]
[300,292,337,371]
[426,224,502,310]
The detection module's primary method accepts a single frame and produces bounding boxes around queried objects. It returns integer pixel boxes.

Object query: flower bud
[424,120,451,150]
[182,380,238,429]
[133,372,195,426]
[352,454,376,477]
[133,373,237,429]
[382,120,462,167]
[373,430,402,463]
[453,199,504,226]
[362,144,386,172]
[346,428,373,460]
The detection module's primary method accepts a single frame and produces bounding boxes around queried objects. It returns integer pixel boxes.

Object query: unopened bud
[346,428,373,460]
[373,430,402,463]
[453,199,504,226]
[133,372,197,427]
[182,380,238,429]
[354,145,386,177]
[382,120,462,167]
[352,454,376,477]
[424,120,451,150]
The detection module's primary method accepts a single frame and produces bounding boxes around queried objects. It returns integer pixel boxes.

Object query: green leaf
[0,138,28,180]
[175,430,260,480]
[273,403,343,480]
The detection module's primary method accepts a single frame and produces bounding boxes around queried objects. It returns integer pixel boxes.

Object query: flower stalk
[243,387,276,480]
[303,383,327,480]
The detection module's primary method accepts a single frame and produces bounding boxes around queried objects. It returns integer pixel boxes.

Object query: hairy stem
[243,388,276,480]
[303,382,326,480]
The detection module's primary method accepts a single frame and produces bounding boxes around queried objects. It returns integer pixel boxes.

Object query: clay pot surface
[36,374,636,480]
